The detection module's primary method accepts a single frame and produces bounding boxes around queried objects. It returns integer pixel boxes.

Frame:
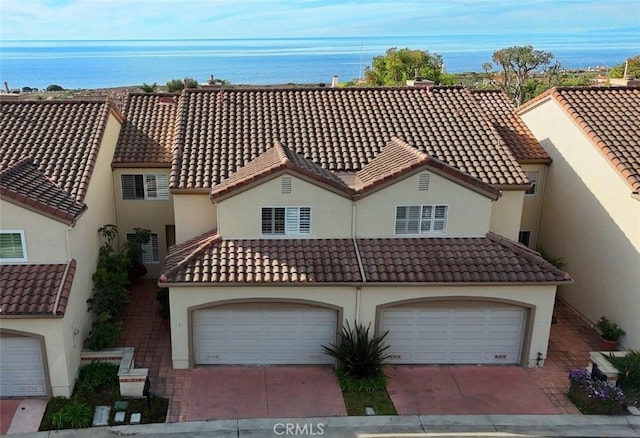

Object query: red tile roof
[211,142,353,200]
[113,93,178,166]
[471,90,550,163]
[168,87,529,191]
[159,231,570,285]
[0,100,119,203]
[354,137,501,199]
[519,87,640,193]
[0,259,76,316]
[0,159,86,224]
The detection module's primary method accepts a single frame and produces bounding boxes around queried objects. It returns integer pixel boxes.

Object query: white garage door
[380,303,525,365]
[194,303,337,365]
[0,337,47,397]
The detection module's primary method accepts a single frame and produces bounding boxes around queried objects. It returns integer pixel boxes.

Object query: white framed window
[121,174,169,200]
[395,205,448,234]
[262,207,311,235]
[525,171,539,196]
[0,230,28,262]
[126,232,160,264]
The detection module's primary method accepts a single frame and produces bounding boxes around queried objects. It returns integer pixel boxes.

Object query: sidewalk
[8,415,640,437]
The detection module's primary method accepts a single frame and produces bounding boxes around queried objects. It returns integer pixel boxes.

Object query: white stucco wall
[217,173,353,239]
[173,193,216,244]
[521,99,640,349]
[519,163,548,248]
[113,167,175,277]
[168,283,557,369]
[490,190,525,241]
[355,171,493,238]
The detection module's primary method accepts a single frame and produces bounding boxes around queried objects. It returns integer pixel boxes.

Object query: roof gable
[169,87,529,190]
[211,142,353,200]
[0,159,86,224]
[354,137,501,200]
[0,100,118,203]
[520,86,640,193]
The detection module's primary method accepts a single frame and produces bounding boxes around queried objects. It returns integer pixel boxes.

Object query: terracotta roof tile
[354,137,501,199]
[168,87,529,190]
[528,87,640,193]
[160,232,570,285]
[0,159,86,224]
[0,100,117,203]
[471,90,550,162]
[113,93,177,166]
[211,142,353,200]
[0,259,76,316]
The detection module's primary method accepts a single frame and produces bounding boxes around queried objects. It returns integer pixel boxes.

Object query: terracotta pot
[600,336,617,351]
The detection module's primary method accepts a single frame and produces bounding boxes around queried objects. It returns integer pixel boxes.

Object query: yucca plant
[322,321,391,379]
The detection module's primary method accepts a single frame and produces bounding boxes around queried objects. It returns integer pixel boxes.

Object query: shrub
[74,362,118,395]
[166,77,198,92]
[567,369,625,415]
[596,317,626,341]
[322,321,391,379]
[608,350,640,389]
[140,82,158,92]
[85,312,123,351]
[335,369,387,392]
[51,402,92,429]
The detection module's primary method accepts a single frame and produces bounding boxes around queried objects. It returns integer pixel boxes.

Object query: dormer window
[262,207,311,236]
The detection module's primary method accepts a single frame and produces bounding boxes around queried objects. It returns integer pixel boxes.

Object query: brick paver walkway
[117,279,602,421]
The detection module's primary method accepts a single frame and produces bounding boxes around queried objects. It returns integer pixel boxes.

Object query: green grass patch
[335,370,397,416]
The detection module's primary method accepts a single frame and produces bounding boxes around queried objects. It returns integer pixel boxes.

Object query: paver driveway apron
[185,366,346,421]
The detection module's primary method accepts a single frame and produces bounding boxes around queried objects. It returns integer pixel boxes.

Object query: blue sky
[1,0,638,40]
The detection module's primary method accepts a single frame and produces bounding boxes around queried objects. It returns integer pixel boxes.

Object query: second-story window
[0,230,28,262]
[121,174,169,200]
[395,205,448,234]
[262,207,311,235]
[525,171,539,196]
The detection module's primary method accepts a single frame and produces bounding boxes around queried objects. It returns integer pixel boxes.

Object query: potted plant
[596,316,625,351]
[156,288,170,330]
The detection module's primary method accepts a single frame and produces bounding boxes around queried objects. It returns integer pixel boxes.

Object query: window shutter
[281,176,292,194]
[418,173,430,191]
[274,208,285,234]
[145,174,158,199]
[525,171,539,195]
[299,207,311,234]
[156,174,169,200]
[285,207,299,234]
[433,205,447,231]
[261,208,273,234]
[121,175,136,199]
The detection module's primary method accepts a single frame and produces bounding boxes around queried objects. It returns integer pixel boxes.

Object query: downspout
[65,225,72,262]
[52,260,72,317]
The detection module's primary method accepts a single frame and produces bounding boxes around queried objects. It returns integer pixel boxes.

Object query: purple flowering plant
[568,368,625,414]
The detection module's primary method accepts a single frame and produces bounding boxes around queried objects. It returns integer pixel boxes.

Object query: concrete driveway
[386,365,559,415]
[185,366,347,421]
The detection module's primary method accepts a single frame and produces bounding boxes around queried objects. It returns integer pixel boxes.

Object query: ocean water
[0,31,637,90]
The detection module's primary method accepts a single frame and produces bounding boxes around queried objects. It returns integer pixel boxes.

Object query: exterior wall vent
[282,176,292,194]
[418,173,430,191]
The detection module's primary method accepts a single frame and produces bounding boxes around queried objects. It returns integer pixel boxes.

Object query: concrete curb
[8,415,640,437]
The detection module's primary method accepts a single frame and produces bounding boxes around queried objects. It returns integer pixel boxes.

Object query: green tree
[166,77,198,92]
[609,55,640,78]
[492,45,555,106]
[364,47,444,86]
[46,84,64,92]
[140,82,158,92]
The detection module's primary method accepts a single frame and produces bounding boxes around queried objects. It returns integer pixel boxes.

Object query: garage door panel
[0,337,47,397]
[381,304,525,365]
[195,306,336,365]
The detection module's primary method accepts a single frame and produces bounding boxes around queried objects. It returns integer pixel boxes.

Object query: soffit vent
[282,176,292,194]
[418,173,430,191]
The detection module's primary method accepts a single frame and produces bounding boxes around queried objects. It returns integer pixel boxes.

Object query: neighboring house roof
[159,231,570,285]
[167,87,530,191]
[0,100,121,203]
[113,93,178,167]
[518,86,640,194]
[471,90,551,163]
[0,259,76,317]
[211,141,354,200]
[0,159,87,225]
